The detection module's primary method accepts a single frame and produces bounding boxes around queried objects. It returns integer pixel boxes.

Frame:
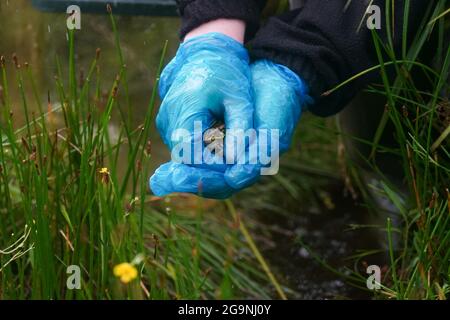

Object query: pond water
[256,182,383,299]
[0,0,381,299]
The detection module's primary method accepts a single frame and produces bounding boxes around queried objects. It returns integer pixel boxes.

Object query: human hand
[224,59,312,190]
[150,59,311,199]
[150,31,254,198]
[156,32,253,166]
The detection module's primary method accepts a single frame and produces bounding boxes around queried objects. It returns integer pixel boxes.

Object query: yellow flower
[113,262,138,284]
[98,167,110,184]
[99,167,109,174]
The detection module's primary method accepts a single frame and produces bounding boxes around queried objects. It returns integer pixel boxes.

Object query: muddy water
[1,1,382,300]
[244,182,385,300]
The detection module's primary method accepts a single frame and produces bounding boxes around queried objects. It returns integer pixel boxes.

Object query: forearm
[185,19,246,43]
[176,0,267,41]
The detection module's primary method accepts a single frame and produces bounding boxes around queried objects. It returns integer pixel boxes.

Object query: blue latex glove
[151,162,235,199]
[224,59,312,190]
[150,59,311,199]
[150,32,254,199]
[156,32,253,169]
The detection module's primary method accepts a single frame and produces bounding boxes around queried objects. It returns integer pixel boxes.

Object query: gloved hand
[224,59,312,190]
[150,59,311,199]
[150,161,235,199]
[156,32,253,168]
[150,32,254,199]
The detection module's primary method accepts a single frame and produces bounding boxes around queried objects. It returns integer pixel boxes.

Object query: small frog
[203,121,225,155]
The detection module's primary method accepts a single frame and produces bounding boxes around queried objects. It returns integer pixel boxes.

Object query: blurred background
[0,0,180,171]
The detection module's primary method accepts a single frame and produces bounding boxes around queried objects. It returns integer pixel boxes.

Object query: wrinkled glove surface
[151,49,311,199]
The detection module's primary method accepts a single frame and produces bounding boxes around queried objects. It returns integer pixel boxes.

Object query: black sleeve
[176,0,267,40]
[248,0,432,117]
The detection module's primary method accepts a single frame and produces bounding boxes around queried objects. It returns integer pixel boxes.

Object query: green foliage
[0,13,271,300]
[339,0,449,299]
